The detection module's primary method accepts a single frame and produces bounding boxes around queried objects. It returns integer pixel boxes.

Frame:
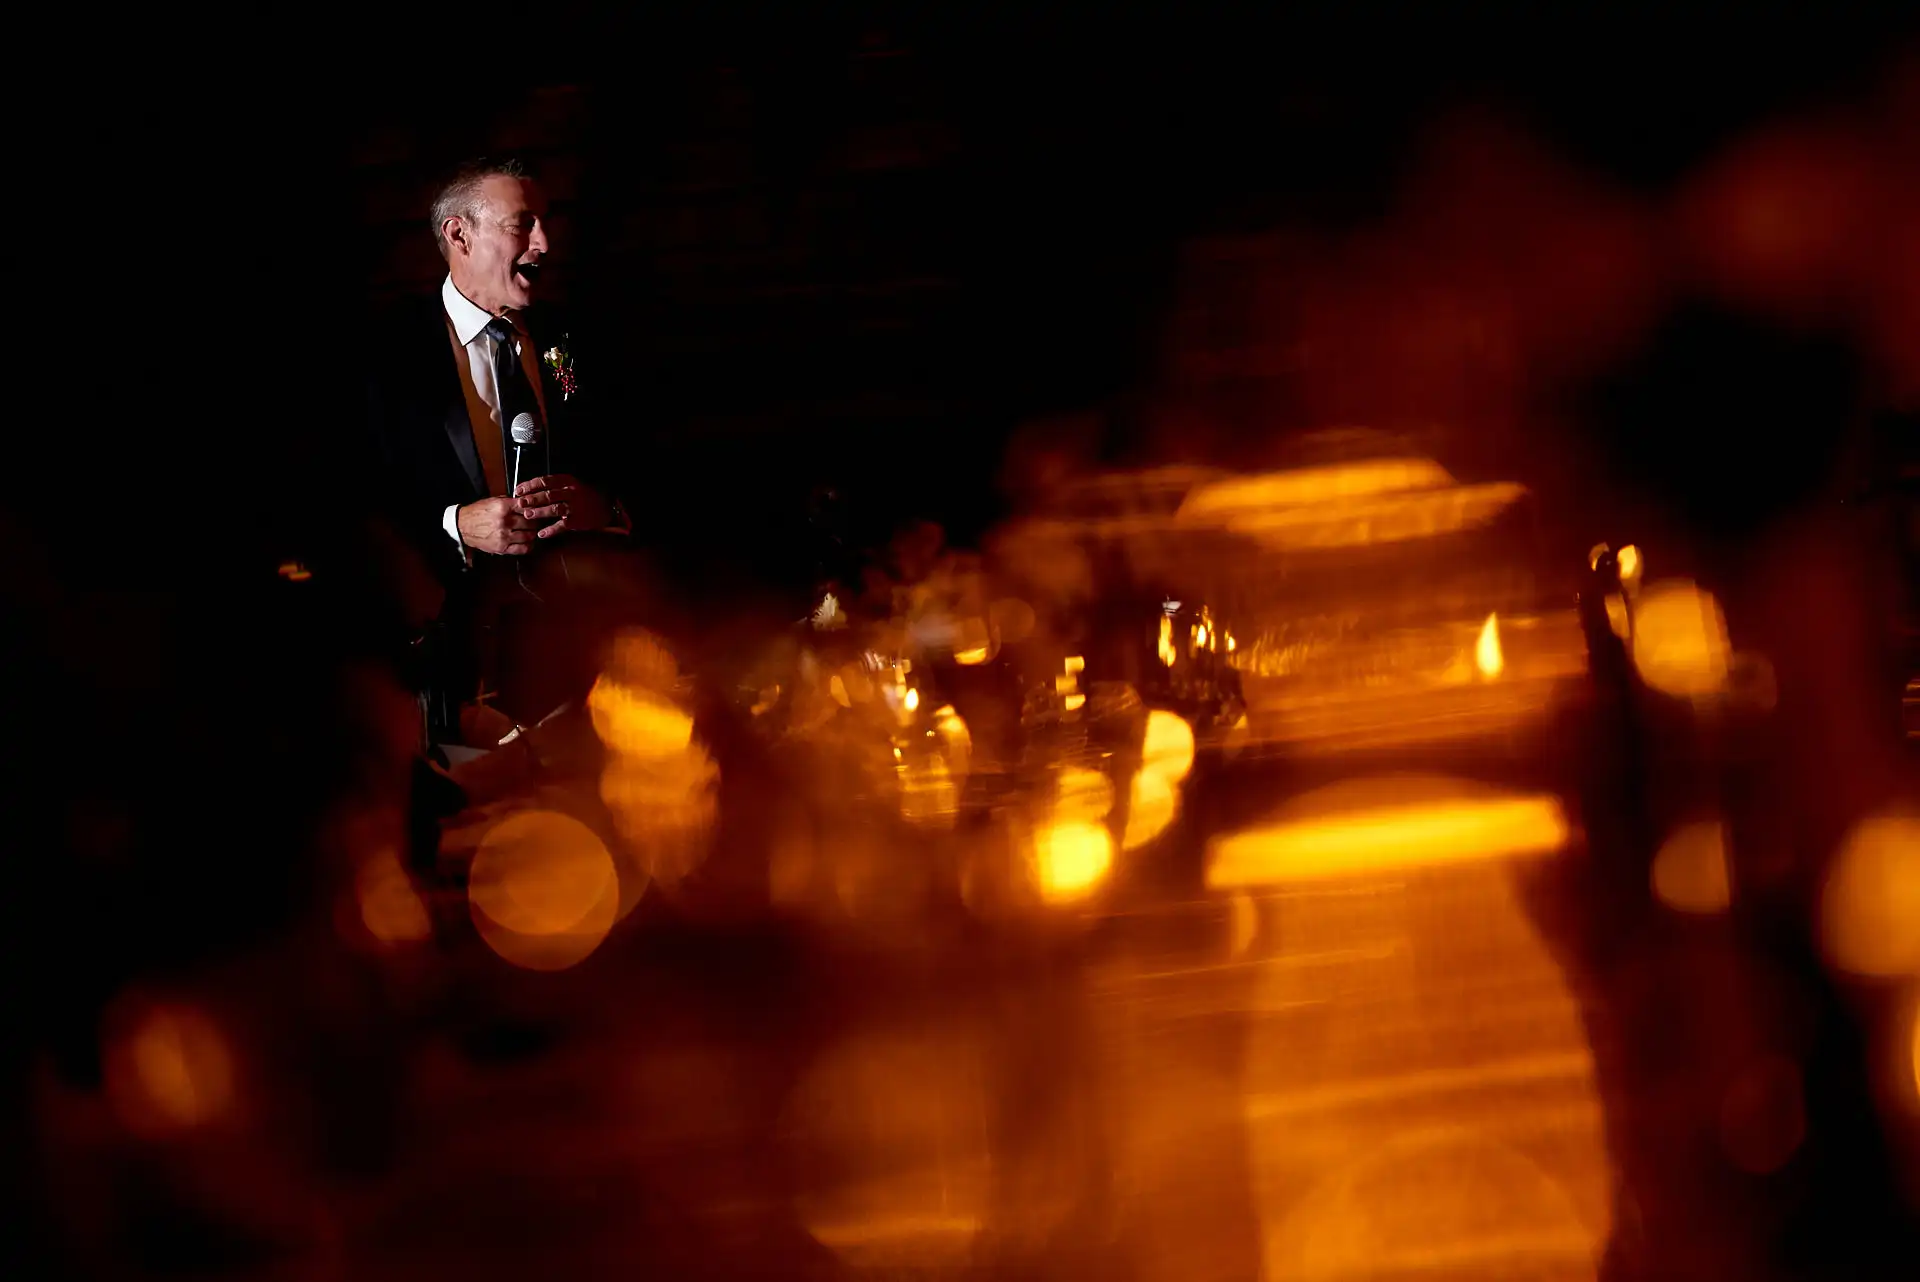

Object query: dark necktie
[484,317,544,492]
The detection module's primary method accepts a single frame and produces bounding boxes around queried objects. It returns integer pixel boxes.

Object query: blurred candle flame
[1475,612,1503,678]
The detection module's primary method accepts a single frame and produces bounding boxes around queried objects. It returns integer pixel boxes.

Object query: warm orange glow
[933,705,971,778]
[468,810,620,971]
[1911,992,1919,1100]
[788,1031,993,1266]
[600,746,721,891]
[1185,477,1529,550]
[1819,809,1920,978]
[1631,579,1731,698]
[1616,543,1641,589]
[904,686,920,713]
[954,643,990,665]
[1179,458,1456,517]
[1207,777,1569,887]
[1652,819,1733,914]
[1719,1056,1805,1174]
[1242,858,1610,1280]
[107,1001,235,1136]
[1159,615,1177,667]
[1122,766,1178,850]
[1475,613,1503,678]
[1033,820,1114,902]
[1227,890,1259,958]
[357,847,432,943]
[588,676,695,758]
[898,753,959,827]
[988,596,1035,644]
[1142,709,1195,783]
[1055,766,1115,824]
[1604,593,1630,641]
[1063,692,1086,711]
[1119,710,1195,850]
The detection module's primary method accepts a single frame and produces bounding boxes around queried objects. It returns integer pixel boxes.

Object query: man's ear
[441,216,468,258]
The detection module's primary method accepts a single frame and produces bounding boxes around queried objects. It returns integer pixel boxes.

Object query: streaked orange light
[107,1001,234,1135]
[1631,579,1731,698]
[1652,819,1733,914]
[1185,476,1529,550]
[1033,820,1113,902]
[1475,613,1503,678]
[1819,809,1920,978]
[468,810,620,971]
[1179,458,1456,516]
[1159,615,1177,667]
[955,645,990,665]
[1208,778,1569,887]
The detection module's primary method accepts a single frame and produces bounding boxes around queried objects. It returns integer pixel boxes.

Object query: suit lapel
[426,301,489,500]
[443,395,488,498]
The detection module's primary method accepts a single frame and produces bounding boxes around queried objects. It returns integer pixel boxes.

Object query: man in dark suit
[365,157,628,744]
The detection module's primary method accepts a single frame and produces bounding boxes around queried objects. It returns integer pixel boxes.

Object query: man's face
[446,174,549,314]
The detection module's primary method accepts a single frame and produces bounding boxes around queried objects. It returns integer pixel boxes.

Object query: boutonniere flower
[543,337,577,401]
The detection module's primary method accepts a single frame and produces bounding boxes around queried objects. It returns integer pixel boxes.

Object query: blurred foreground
[15,427,1918,1282]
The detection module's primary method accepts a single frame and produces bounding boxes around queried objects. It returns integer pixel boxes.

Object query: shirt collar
[441,274,498,347]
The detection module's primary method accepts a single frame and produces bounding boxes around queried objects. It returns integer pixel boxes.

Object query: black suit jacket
[363,293,614,724]
[364,294,604,584]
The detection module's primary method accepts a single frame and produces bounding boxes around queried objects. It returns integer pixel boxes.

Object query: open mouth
[513,261,542,290]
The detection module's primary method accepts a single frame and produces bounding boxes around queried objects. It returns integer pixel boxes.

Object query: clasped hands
[456,475,611,557]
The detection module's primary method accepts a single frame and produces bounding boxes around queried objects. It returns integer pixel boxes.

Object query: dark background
[43,5,1920,594]
[332,8,1915,569]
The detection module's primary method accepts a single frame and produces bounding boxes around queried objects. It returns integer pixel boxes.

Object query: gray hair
[430,157,533,260]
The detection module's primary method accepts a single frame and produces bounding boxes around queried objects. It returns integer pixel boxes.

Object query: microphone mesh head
[510,412,539,445]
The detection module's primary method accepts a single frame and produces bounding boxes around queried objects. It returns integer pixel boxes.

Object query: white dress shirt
[440,274,551,553]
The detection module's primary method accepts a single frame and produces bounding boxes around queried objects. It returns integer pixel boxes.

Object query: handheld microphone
[508,411,548,600]
[509,412,540,494]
